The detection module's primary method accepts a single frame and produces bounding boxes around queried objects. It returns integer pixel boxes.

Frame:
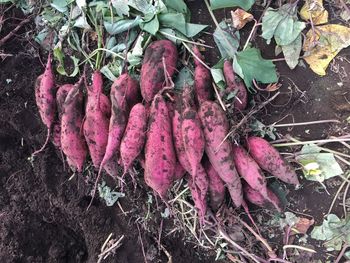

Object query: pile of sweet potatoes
[34,40,300,221]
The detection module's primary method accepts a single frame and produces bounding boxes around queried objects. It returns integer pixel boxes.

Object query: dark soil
[1,1,350,263]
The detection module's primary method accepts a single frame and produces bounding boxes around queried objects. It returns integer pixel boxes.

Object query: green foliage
[210,0,255,11]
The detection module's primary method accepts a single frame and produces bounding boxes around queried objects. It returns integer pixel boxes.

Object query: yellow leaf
[300,0,328,25]
[230,9,253,30]
[303,24,350,75]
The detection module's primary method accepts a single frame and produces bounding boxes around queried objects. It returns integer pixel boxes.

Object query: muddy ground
[1,1,350,263]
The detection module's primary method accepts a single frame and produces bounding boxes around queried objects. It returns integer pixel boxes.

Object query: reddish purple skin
[172,107,191,173]
[35,54,56,129]
[181,107,204,176]
[110,73,140,112]
[56,84,73,118]
[247,136,300,186]
[120,103,147,171]
[198,101,242,207]
[52,123,62,149]
[100,76,129,174]
[193,46,214,104]
[83,71,110,168]
[61,81,87,172]
[232,145,269,198]
[203,158,225,211]
[174,162,186,180]
[223,60,247,110]
[243,184,282,212]
[187,164,208,224]
[145,94,176,199]
[140,40,178,102]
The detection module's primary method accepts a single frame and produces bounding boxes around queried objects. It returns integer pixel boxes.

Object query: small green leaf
[281,34,302,69]
[213,21,240,58]
[210,0,255,11]
[233,47,278,89]
[175,67,194,89]
[98,181,125,207]
[163,0,187,14]
[140,15,159,35]
[210,68,225,90]
[185,23,208,38]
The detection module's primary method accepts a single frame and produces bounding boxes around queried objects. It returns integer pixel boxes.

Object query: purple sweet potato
[120,103,147,172]
[193,46,213,104]
[140,40,178,102]
[33,54,56,155]
[83,71,110,168]
[181,105,204,176]
[203,157,225,211]
[174,162,186,180]
[243,183,282,212]
[144,94,176,198]
[198,101,242,207]
[187,164,208,224]
[110,73,140,112]
[232,145,269,198]
[60,78,87,172]
[247,136,300,186]
[223,60,247,110]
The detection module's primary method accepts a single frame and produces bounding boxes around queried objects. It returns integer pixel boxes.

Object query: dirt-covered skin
[144,94,176,198]
[246,136,300,186]
[60,79,87,172]
[198,101,243,207]
[243,184,282,212]
[140,40,178,103]
[193,46,214,105]
[223,60,247,110]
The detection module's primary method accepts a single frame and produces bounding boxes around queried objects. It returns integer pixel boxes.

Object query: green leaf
[111,0,130,17]
[281,34,302,69]
[213,21,240,58]
[210,68,225,90]
[50,0,74,13]
[163,0,187,14]
[104,16,141,35]
[210,0,255,11]
[296,144,343,182]
[128,0,155,14]
[140,15,159,35]
[53,45,79,77]
[233,47,278,88]
[185,23,208,38]
[262,4,305,46]
[175,67,194,89]
[311,214,350,251]
[158,13,186,35]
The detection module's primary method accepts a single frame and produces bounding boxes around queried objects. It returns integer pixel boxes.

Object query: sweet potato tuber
[247,136,300,186]
[83,71,110,168]
[140,40,178,102]
[223,60,247,110]
[198,101,242,207]
[144,94,176,198]
[60,78,87,172]
[120,103,147,172]
[203,157,225,211]
[33,54,56,155]
[232,145,269,198]
[193,46,213,104]
[243,183,282,212]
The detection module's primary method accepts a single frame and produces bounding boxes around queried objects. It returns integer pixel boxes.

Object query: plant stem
[159,30,214,48]
[271,119,340,127]
[273,138,350,147]
[182,42,211,70]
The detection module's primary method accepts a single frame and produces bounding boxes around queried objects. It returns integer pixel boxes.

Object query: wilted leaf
[175,67,194,89]
[213,21,240,58]
[311,214,350,251]
[104,16,141,35]
[281,34,302,69]
[303,24,350,75]
[210,0,255,11]
[53,45,80,77]
[98,181,125,207]
[231,9,253,29]
[296,144,343,182]
[291,217,315,235]
[233,47,278,89]
[300,0,328,25]
[262,4,305,46]
[73,14,91,30]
